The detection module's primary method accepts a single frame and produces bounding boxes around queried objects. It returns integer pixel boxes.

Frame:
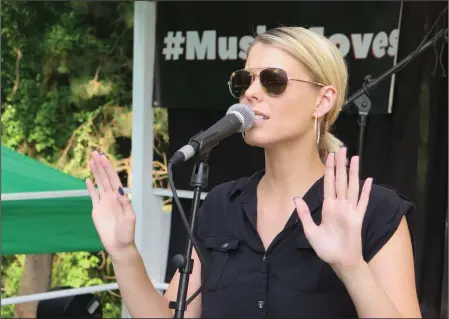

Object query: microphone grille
[226,104,255,132]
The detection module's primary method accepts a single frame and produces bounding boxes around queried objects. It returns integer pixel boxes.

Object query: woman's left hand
[294,147,373,274]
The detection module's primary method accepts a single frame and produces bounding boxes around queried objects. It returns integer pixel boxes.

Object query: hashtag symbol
[162,31,185,60]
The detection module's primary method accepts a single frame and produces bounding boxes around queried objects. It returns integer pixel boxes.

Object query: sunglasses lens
[229,70,252,98]
[260,68,289,96]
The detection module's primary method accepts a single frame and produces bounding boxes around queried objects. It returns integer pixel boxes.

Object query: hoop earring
[242,132,246,142]
[314,116,320,145]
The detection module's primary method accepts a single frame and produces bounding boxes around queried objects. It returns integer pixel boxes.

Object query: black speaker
[36,286,103,318]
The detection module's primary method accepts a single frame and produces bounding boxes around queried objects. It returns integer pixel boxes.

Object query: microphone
[168,103,255,165]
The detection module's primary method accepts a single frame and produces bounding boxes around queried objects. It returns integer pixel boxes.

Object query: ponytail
[318,129,344,163]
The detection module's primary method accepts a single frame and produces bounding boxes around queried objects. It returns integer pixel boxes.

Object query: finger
[347,156,360,208]
[117,188,135,217]
[98,154,133,215]
[323,153,336,199]
[99,153,123,191]
[89,156,104,192]
[92,151,112,193]
[335,147,348,199]
[294,197,318,237]
[320,198,336,224]
[86,178,99,205]
[356,178,373,215]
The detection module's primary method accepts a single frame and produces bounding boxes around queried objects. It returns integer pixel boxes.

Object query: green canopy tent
[1,146,103,255]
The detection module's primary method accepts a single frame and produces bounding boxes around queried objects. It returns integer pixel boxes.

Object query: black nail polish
[118,187,125,196]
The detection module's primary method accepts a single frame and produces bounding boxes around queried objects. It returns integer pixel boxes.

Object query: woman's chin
[243,131,278,148]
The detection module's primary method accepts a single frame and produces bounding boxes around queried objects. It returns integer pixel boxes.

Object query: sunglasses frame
[227,67,325,98]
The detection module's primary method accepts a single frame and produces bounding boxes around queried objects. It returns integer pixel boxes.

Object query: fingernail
[118,187,125,196]
[93,148,100,154]
[100,152,109,159]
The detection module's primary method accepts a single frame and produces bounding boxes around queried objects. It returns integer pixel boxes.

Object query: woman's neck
[259,136,325,201]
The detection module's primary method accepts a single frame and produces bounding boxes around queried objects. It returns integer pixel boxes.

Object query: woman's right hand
[86,150,137,262]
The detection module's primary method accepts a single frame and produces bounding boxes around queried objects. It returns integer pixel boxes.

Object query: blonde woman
[87,27,422,318]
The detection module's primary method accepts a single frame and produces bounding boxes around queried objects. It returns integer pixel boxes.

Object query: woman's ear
[313,85,337,118]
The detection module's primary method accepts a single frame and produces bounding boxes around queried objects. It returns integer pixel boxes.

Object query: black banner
[155,1,402,114]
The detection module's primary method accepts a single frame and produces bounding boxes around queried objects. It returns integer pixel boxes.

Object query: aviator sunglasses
[227,67,325,98]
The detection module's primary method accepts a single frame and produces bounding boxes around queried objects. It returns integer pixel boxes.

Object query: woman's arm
[164,248,203,318]
[295,150,421,318]
[111,246,203,318]
[87,150,204,318]
[336,217,421,318]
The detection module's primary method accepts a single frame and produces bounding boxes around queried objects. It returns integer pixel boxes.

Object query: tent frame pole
[125,1,170,317]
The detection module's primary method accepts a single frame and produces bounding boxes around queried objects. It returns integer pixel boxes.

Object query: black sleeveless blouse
[194,170,414,318]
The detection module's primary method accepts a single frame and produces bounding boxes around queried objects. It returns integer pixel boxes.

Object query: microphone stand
[341,28,448,176]
[169,145,210,319]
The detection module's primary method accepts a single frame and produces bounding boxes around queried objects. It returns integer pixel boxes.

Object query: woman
[86,26,422,318]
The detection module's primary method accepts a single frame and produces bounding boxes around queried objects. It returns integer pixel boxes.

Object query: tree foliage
[1,1,135,160]
[1,1,168,317]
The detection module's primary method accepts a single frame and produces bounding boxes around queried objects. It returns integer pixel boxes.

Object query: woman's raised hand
[86,151,137,262]
[294,147,373,272]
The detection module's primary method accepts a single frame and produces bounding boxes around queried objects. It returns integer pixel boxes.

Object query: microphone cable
[165,104,255,313]
[167,161,209,307]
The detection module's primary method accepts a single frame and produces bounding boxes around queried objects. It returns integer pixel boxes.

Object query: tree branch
[9,48,22,99]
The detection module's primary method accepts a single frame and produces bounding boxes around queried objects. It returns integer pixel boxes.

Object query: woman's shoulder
[202,170,263,204]
[195,171,262,232]
[369,182,413,204]
[365,182,415,222]
[361,182,415,262]
[195,174,257,239]
[202,177,248,203]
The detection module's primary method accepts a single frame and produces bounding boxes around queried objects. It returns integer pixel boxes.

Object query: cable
[416,6,447,50]
[167,161,209,306]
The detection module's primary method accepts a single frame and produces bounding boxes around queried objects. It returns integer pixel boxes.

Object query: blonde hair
[251,26,348,162]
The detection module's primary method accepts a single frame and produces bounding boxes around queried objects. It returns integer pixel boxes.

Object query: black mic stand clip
[352,74,373,170]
